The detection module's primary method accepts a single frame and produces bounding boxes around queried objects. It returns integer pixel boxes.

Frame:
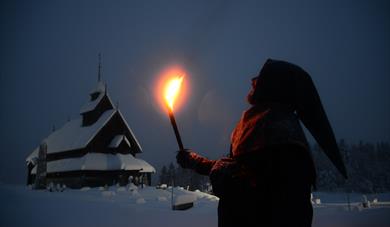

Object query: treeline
[158,140,390,193]
[313,140,390,193]
[158,162,210,191]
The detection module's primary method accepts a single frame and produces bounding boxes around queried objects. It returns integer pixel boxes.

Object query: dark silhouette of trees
[158,162,209,191]
[159,165,168,185]
[313,140,390,193]
[158,140,390,193]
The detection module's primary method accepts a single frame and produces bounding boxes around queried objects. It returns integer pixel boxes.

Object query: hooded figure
[177,59,347,227]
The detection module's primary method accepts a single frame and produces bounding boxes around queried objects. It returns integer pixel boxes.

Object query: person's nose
[251,77,258,87]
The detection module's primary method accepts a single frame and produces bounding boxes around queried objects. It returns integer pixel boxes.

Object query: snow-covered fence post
[362,195,371,208]
[171,178,174,210]
[344,178,352,211]
[34,142,47,189]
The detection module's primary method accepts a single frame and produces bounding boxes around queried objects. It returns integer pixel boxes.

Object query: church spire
[98,53,102,82]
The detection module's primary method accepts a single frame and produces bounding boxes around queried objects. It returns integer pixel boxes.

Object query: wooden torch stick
[168,108,184,151]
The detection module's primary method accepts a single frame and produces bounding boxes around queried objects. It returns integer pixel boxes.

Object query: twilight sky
[0,0,389,184]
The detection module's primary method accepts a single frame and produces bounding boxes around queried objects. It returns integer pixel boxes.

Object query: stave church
[26,60,155,189]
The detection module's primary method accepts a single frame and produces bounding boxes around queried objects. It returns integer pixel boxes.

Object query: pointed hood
[251,59,348,179]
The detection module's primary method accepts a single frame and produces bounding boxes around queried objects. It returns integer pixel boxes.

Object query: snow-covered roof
[80,82,111,114]
[31,153,155,173]
[136,159,156,173]
[117,110,142,151]
[80,92,104,114]
[109,135,131,148]
[26,109,117,162]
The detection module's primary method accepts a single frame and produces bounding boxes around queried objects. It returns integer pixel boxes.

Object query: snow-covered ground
[0,183,218,227]
[0,183,389,227]
[312,192,390,227]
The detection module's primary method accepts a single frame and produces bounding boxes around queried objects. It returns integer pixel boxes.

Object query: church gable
[109,135,132,153]
[109,135,131,149]
[80,81,106,113]
[26,81,141,162]
[87,111,142,155]
[81,94,114,126]
[80,81,115,127]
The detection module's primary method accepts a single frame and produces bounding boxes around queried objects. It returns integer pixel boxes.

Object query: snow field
[0,184,389,227]
[0,183,218,227]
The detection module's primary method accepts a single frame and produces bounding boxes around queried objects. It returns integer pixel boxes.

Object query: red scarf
[230,106,271,158]
[231,103,310,159]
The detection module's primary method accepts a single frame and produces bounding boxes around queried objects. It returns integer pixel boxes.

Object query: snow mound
[175,194,197,206]
[157,196,168,202]
[102,191,116,198]
[132,190,140,197]
[80,187,91,191]
[128,183,138,191]
[136,198,146,204]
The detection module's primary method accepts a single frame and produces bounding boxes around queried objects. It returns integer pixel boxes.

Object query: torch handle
[168,109,184,150]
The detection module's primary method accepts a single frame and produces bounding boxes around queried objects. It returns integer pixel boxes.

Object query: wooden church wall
[30,170,149,188]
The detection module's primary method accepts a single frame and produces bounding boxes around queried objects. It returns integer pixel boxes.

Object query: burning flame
[154,65,188,114]
[164,76,184,110]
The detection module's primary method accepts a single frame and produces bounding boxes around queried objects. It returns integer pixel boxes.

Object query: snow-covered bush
[128,183,138,191]
[46,182,54,192]
[362,195,371,208]
[117,187,126,192]
[156,184,167,190]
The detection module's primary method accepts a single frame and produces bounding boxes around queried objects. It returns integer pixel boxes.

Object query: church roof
[117,110,142,151]
[26,109,117,162]
[26,79,146,173]
[80,81,109,114]
[80,92,104,114]
[136,158,156,173]
[26,108,143,163]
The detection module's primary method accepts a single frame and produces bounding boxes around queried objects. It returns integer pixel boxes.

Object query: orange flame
[164,76,184,110]
[154,65,189,114]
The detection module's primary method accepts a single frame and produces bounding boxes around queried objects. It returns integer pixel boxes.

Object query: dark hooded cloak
[245,59,347,179]
[217,59,348,227]
[177,58,347,227]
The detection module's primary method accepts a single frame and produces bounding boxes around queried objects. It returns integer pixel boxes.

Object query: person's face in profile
[246,76,258,104]
[251,77,258,89]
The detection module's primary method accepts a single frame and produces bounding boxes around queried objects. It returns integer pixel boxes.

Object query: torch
[163,76,194,210]
[164,76,185,151]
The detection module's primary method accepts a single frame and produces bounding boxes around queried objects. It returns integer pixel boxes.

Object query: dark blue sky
[1,0,389,184]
